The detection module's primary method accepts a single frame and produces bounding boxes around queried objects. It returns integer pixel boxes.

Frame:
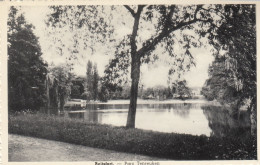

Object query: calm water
[65,102,251,138]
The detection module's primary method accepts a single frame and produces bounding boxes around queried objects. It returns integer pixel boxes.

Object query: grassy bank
[9,113,256,160]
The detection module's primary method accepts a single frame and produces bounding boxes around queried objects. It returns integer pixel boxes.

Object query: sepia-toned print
[7,4,256,162]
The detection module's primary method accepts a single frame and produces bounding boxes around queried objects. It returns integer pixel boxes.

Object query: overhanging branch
[138,5,209,57]
[124,5,136,17]
[138,19,199,56]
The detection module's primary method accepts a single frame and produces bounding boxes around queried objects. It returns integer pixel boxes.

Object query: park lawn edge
[8,113,257,160]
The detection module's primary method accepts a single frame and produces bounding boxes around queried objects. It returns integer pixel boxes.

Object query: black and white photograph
[1,1,258,163]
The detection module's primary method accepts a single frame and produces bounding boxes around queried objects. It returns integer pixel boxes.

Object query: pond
[64,102,251,138]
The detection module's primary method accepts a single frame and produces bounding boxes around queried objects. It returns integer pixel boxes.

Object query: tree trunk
[60,90,65,112]
[125,5,143,128]
[45,76,50,115]
[126,56,141,128]
[248,97,257,136]
[52,80,59,115]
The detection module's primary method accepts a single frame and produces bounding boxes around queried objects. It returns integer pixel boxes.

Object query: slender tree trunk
[248,97,257,136]
[125,6,144,128]
[46,76,50,115]
[53,80,59,115]
[60,90,65,112]
[126,56,141,128]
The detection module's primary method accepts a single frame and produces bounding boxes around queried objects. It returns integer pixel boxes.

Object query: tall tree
[47,5,222,128]
[8,7,48,112]
[92,63,99,100]
[85,60,93,100]
[117,5,218,128]
[205,4,256,134]
[201,55,241,106]
[217,5,256,111]
[49,65,74,112]
[172,80,191,100]
[84,60,99,100]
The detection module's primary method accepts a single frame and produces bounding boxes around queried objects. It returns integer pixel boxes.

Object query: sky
[21,6,214,88]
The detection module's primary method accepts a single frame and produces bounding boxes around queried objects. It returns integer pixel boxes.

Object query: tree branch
[194,5,203,19]
[163,5,176,31]
[124,5,136,17]
[130,5,145,60]
[138,5,206,57]
[201,7,225,19]
[138,19,197,55]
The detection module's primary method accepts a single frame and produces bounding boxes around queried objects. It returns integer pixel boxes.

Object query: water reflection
[202,105,251,138]
[64,103,251,138]
[68,110,99,123]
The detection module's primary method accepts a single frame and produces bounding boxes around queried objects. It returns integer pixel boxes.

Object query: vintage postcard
[0,0,259,164]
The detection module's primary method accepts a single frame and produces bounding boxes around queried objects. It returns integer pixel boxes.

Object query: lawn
[9,113,257,160]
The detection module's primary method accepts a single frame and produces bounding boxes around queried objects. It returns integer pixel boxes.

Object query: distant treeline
[70,78,193,102]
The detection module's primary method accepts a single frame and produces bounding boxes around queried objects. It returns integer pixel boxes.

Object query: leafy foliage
[217,5,256,109]
[8,7,48,112]
[92,64,99,100]
[70,77,85,99]
[49,65,74,97]
[202,5,256,114]
[49,64,74,111]
[171,80,191,99]
[83,60,100,100]
[46,5,114,62]
[104,5,221,83]
[102,35,131,87]
[201,56,241,105]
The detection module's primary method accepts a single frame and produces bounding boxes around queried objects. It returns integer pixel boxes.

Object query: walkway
[9,134,165,162]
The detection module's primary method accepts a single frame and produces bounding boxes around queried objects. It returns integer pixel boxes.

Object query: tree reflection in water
[172,103,191,118]
[67,110,99,123]
[64,103,251,138]
[202,105,251,139]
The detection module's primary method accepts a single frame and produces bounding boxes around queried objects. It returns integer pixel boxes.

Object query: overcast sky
[21,6,214,88]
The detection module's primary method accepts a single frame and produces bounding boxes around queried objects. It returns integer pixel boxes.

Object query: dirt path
[9,134,166,162]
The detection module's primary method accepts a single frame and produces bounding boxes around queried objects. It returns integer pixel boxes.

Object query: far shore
[93,99,248,111]
[96,98,221,106]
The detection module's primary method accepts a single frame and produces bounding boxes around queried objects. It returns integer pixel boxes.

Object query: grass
[9,113,257,160]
